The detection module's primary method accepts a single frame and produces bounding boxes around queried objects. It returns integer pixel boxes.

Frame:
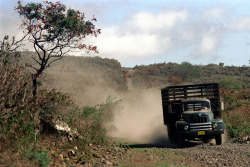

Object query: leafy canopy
[16,1,100,53]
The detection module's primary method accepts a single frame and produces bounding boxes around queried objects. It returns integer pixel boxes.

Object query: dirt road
[123,140,249,167]
[169,141,250,167]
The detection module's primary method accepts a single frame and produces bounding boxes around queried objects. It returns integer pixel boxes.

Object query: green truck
[161,83,224,145]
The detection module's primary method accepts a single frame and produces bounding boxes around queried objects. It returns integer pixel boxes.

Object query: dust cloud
[109,88,168,144]
[42,59,168,144]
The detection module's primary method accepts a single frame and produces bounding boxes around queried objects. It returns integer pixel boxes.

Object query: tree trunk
[32,75,38,99]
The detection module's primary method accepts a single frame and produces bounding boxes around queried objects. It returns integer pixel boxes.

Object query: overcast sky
[1,0,250,67]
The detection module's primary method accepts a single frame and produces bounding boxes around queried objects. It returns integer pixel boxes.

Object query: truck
[161,83,224,145]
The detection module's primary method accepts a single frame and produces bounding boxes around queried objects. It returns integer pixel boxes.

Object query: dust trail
[110,88,168,144]
[42,59,169,144]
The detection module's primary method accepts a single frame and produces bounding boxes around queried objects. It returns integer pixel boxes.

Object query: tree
[15,1,100,97]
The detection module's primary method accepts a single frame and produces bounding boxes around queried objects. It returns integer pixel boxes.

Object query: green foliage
[0,39,74,151]
[64,96,121,147]
[0,110,36,151]
[26,150,51,167]
[16,1,99,42]
[220,89,250,139]
[132,61,249,89]
[1,45,120,162]
[172,61,202,80]
[218,78,243,90]
[34,150,50,167]
[0,38,35,151]
[223,107,250,138]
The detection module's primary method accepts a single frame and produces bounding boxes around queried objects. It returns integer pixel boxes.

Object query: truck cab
[161,84,224,145]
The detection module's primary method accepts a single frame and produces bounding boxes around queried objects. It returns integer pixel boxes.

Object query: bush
[172,62,202,80]
[218,78,243,90]
[220,89,250,139]
[0,37,35,151]
[24,149,51,167]
[66,96,120,141]
[0,37,74,151]
[223,106,250,138]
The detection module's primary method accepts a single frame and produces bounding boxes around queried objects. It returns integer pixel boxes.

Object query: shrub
[0,38,74,151]
[220,89,249,139]
[223,106,250,138]
[0,37,35,151]
[218,78,243,90]
[25,149,51,167]
[172,62,202,80]
[63,96,121,150]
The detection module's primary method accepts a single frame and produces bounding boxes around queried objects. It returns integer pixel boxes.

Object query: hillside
[20,52,127,106]
[20,52,250,99]
[131,62,250,89]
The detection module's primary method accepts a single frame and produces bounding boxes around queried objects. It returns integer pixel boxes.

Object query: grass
[153,161,189,167]
[116,143,198,167]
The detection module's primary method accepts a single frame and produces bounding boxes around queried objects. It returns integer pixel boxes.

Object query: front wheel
[167,126,176,144]
[215,134,222,145]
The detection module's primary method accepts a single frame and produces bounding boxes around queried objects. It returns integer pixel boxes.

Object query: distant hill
[131,62,250,89]
[20,52,249,105]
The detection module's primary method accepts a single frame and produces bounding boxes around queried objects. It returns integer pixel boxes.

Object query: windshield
[183,101,210,112]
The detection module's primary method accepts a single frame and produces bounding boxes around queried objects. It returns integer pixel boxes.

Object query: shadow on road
[127,140,200,149]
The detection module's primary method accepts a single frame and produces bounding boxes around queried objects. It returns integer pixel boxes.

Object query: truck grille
[193,116,208,123]
[190,122,212,131]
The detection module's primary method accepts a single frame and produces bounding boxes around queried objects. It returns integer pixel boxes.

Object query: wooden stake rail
[161,83,220,101]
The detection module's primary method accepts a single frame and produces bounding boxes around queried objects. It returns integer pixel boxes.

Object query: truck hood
[183,110,214,123]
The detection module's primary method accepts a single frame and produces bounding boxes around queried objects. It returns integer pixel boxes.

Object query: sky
[1,0,250,67]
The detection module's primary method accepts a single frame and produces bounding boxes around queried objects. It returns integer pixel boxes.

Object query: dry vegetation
[132,62,249,89]
[1,50,249,166]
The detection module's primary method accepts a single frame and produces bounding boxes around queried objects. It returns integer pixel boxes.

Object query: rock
[77,162,92,167]
[103,155,109,160]
[68,149,76,156]
[68,134,73,142]
[93,153,101,158]
[100,158,112,166]
[113,162,119,166]
[59,154,64,162]
[53,116,81,141]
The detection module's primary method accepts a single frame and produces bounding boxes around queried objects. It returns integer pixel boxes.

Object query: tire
[215,134,222,145]
[167,126,185,147]
[176,134,185,147]
[167,126,176,145]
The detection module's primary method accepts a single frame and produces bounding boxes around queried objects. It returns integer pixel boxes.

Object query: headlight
[212,123,218,129]
[184,125,189,131]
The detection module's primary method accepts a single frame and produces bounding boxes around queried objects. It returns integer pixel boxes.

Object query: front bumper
[176,120,224,138]
[177,129,224,138]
